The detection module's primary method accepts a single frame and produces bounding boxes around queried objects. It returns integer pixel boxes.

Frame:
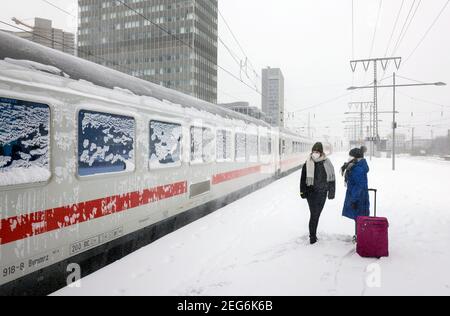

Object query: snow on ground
[54,153,450,296]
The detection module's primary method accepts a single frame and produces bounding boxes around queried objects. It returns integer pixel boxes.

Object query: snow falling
[54,154,450,296]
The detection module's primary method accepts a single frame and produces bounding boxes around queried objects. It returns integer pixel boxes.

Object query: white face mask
[312,153,321,160]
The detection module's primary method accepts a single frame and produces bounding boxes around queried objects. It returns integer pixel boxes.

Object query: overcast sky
[1,0,449,139]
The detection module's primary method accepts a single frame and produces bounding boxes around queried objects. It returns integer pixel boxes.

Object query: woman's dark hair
[312,142,324,154]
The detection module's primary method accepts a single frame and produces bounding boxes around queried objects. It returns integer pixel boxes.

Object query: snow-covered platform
[54,154,450,296]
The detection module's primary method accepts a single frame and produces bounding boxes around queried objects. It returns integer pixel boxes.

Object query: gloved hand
[351,202,358,210]
[328,193,335,200]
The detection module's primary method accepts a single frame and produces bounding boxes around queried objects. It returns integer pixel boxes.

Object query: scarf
[341,158,362,184]
[306,154,336,186]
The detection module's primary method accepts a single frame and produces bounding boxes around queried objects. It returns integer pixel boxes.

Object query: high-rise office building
[78,0,218,103]
[2,18,75,55]
[262,67,285,128]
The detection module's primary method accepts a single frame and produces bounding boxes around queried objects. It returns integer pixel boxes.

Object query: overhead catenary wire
[218,37,242,68]
[380,0,418,84]
[390,0,422,57]
[379,1,422,112]
[398,91,450,109]
[352,0,355,60]
[40,0,77,18]
[31,1,265,106]
[218,8,260,79]
[404,0,450,65]
[0,20,248,107]
[389,0,416,54]
[368,0,383,58]
[395,74,427,84]
[373,0,449,116]
[0,20,137,75]
[115,0,265,99]
[292,91,356,113]
[356,0,383,101]
[384,0,406,58]
[218,36,256,86]
[217,8,260,90]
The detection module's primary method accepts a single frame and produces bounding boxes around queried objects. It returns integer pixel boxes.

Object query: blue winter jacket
[342,159,370,220]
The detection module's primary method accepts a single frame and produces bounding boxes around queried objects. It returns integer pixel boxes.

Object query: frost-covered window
[191,127,203,163]
[260,137,272,156]
[235,133,246,160]
[203,128,215,163]
[150,120,182,169]
[0,98,51,187]
[78,110,135,176]
[190,126,214,163]
[247,134,258,162]
[216,130,232,161]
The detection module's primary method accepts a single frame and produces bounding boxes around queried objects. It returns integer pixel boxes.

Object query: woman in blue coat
[341,148,370,241]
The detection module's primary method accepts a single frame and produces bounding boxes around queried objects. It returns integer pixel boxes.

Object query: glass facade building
[78,0,218,103]
[262,67,285,128]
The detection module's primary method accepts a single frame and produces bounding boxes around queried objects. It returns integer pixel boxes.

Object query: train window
[190,126,214,163]
[203,128,215,163]
[247,134,258,162]
[235,133,246,161]
[260,137,269,156]
[293,142,300,153]
[149,120,182,169]
[216,130,232,162]
[78,110,135,177]
[0,98,51,187]
[281,139,286,155]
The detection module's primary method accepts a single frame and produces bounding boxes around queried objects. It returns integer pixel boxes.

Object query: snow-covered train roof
[0,31,272,128]
[279,128,312,142]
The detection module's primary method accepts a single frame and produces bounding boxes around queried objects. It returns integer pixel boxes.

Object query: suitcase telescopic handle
[369,189,377,217]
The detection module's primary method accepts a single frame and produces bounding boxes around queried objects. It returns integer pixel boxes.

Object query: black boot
[310,236,318,245]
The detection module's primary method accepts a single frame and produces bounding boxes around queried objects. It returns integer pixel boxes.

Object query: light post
[347,80,446,171]
[393,73,396,170]
[427,125,438,141]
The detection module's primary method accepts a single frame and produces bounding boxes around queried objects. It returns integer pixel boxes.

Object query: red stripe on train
[280,157,304,168]
[212,165,262,185]
[0,181,188,246]
[0,161,302,246]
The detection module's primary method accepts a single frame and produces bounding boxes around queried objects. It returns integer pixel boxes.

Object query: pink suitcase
[357,189,389,258]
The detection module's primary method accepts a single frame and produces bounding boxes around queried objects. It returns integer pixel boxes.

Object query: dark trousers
[307,191,328,238]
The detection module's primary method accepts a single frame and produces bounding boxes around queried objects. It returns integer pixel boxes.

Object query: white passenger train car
[0,32,313,295]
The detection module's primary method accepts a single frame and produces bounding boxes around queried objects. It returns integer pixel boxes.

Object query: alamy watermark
[66,263,82,288]
[366,263,382,288]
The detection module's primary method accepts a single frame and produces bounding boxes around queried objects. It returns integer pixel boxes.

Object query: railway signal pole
[345,102,398,160]
[348,75,446,170]
[349,57,402,155]
[347,102,372,145]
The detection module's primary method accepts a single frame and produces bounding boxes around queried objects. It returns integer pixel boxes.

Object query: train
[0,31,316,295]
